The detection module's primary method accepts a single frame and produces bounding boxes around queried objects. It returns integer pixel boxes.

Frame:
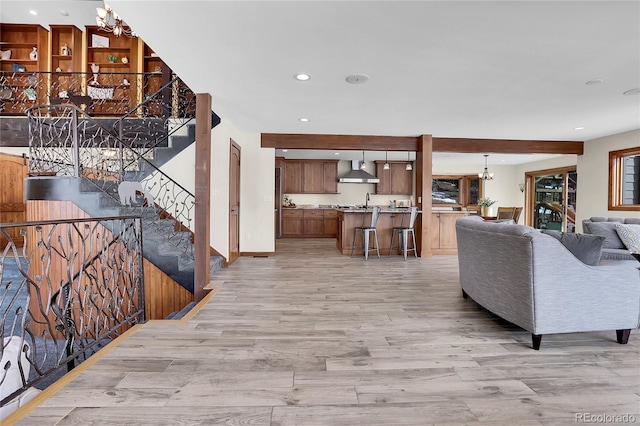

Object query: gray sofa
[456,216,640,349]
[582,217,640,262]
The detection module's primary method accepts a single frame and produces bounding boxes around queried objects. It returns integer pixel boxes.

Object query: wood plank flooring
[14,239,640,425]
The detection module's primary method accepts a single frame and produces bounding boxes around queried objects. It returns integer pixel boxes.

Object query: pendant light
[383,151,390,170]
[405,152,413,171]
[478,154,494,180]
[360,151,367,170]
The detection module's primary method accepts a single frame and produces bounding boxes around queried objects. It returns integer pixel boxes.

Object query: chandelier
[478,154,494,180]
[96,3,136,38]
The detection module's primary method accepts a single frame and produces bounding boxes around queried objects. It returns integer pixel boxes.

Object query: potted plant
[108,54,118,63]
[477,197,497,216]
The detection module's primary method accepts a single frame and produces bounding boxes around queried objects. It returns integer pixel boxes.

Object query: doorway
[525,166,577,232]
[229,140,241,264]
[0,153,28,247]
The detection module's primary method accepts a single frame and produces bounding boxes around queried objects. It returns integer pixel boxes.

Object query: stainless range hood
[338,160,380,184]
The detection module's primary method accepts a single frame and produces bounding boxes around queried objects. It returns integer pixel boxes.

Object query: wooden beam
[194,93,212,302]
[261,133,417,151]
[432,137,584,155]
[416,135,433,258]
[261,133,583,155]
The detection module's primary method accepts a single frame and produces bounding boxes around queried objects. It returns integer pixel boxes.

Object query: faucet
[365,192,370,208]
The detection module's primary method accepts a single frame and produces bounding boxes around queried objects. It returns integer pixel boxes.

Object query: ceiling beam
[261,133,583,155]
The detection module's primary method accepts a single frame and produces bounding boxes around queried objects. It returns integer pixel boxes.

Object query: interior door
[0,153,28,247]
[229,140,241,264]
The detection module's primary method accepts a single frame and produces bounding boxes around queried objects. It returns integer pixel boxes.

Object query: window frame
[432,174,483,208]
[608,146,640,211]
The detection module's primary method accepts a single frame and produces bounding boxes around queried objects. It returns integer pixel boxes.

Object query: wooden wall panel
[0,152,28,246]
[26,199,192,322]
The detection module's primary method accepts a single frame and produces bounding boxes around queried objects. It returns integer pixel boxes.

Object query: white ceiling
[3,1,639,146]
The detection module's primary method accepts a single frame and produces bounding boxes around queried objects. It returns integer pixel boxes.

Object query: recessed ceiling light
[585,79,603,85]
[299,118,309,122]
[282,149,288,152]
[59,10,69,16]
[346,74,369,84]
[28,10,38,16]
[623,88,640,96]
[573,126,585,130]
[334,152,340,155]
[294,73,310,81]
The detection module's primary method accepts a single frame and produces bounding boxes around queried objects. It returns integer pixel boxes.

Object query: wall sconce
[519,183,525,193]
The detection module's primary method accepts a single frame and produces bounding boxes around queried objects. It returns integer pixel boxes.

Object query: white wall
[161,118,272,259]
[0,147,29,156]
[575,129,640,231]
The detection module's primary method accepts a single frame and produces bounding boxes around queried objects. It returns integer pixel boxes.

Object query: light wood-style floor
[15,239,640,425]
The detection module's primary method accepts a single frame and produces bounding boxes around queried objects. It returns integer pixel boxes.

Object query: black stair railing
[0,216,144,408]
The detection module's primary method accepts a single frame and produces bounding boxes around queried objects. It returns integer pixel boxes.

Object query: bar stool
[389,206,418,260]
[350,206,381,260]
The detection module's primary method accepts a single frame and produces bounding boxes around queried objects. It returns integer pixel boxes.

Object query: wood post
[194,93,212,302]
[416,135,433,258]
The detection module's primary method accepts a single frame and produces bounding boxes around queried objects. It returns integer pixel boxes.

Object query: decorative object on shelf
[23,88,37,101]
[283,195,296,207]
[121,56,128,64]
[87,85,114,100]
[0,50,11,60]
[108,54,118,63]
[61,43,70,56]
[11,64,26,73]
[29,47,37,61]
[154,66,162,73]
[91,63,100,85]
[58,90,69,99]
[406,151,413,171]
[55,66,62,72]
[0,87,13,100]
[478,196,497,216]
[27,74,37,85]
[96,3,137,38]
[478,154,494,180]
[67,64,73,72]
[122,78,129,85]
[91,34,110,48]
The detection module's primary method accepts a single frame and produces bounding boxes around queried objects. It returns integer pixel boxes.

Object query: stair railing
[27,104,197,252]
[0,215,144,408]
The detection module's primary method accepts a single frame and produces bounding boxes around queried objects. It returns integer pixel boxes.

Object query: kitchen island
[337,208,470,256]
[336,207,420,256]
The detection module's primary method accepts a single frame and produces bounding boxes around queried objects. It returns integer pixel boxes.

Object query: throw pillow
[615,224,640,254]
[583,221,625,249]
[541,230,605,266]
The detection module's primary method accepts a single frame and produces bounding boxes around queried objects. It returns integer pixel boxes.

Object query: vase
[482,206,489,216]
[29,47,37,61]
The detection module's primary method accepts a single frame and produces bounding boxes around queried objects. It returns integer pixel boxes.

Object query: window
[609,147,640,211]
[432,175,482,207]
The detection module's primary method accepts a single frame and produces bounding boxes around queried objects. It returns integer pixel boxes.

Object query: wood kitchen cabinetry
[282,209,338,238]
[375,161,413,195]
[431,211,468,254]
[283,159,338,194]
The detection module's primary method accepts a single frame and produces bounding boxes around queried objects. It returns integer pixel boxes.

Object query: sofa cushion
[615,224,640,254]
[583,221,625,249]
[541,230,605,266]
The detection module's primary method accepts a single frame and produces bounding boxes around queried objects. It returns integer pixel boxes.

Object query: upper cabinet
[283,159,338,194]
[375,161,413,195]
[0,24,49,115]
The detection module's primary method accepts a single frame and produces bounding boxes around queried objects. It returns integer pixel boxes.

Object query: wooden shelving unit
[0,23,49,115]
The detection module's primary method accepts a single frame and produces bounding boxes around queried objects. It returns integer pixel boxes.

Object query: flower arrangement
[283,195,296,207]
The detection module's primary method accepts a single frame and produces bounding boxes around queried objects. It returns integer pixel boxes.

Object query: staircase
[26,76,223,298]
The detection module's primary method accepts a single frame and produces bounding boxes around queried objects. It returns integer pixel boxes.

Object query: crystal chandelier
[96,3,136,38]
[478,154,494,180]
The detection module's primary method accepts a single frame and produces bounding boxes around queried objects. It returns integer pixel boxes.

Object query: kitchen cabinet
[282,209,303,237]
[431,211,468,254]
[282,159,338,194]
[283,209,338,238]
[375,161,413,195]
